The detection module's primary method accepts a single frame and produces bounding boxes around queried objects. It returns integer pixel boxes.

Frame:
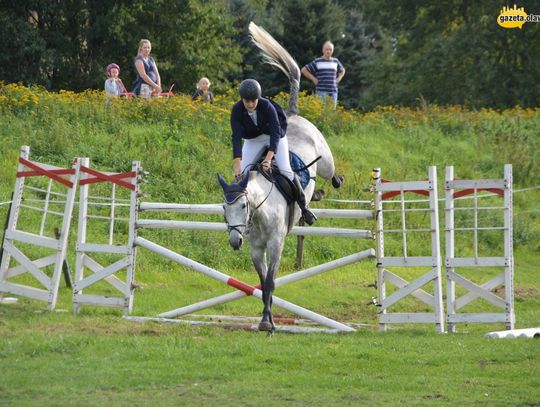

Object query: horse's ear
[217,173,229,190]
[238,171,249,189]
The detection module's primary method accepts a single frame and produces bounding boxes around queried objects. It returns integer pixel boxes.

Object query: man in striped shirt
[301,41,346,108]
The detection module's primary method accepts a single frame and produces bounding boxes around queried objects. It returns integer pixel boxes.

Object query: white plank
[0,282,49,301]
[73,293,126,308]
[140,202,223,214]
[376,180,432,192]
[380,256,437,267]
[5,230,59,250]
[77,243,130,254]
[136,220,373,239]
[447,179,506,190]
[446,257,509,267]
[379,313,438,323]
[290,227,372,239]
[447,313,508,323]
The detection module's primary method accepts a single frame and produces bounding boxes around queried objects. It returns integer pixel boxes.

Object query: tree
[111,0,243,94]
[228,0,347,99]
[358,1,540,109]
[0,0,244,93]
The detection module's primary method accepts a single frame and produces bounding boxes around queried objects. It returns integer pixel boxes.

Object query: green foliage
[0,0,243,94]
[359,1,540,109]
[1,2,539,110]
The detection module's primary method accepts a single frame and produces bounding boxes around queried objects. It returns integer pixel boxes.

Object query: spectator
[301,41,346,108]
[132,39,162,98]
[230,79,316,225]
[192,77,214,103]
[104,63,125,97]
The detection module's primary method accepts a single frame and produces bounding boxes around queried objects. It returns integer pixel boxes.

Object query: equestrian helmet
[239,79,261,100]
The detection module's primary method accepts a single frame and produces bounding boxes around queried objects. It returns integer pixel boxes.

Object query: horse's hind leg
[332,174,345,188]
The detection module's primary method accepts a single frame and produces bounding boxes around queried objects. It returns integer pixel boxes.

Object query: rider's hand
[233,159,242,178]
[262,160,271,172]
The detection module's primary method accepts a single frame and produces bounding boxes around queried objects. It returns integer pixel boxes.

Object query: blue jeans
[316,90,338,108]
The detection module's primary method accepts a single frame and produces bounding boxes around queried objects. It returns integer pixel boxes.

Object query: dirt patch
[495,286,539,298]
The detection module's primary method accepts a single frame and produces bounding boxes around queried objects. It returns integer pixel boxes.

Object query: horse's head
[217,172,250,250]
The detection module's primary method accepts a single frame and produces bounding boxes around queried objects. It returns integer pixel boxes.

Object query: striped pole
[134,237,356,332]
[159,248,375,318]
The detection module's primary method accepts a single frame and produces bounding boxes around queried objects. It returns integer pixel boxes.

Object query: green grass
[1,86,540,406]
[1,305,539,406]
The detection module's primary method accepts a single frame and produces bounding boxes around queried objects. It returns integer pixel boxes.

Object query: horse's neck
[246,173,272,209]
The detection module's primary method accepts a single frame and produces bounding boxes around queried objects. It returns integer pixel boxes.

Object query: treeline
[1,0,538,110]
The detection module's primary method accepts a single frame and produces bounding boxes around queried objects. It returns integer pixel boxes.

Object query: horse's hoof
[258,321,273,332]
[332,174,345,188]
[311,189,325,202]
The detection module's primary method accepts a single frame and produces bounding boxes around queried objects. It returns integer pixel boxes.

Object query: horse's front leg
[259,238,285,334]
[249,244,273,332]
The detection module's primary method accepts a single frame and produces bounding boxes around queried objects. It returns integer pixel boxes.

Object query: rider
[230,79,317,225]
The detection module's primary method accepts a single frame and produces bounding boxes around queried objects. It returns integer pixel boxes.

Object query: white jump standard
[374,166,445,333]
[73,158,142,315]
[445,164,514,331]
[0,146,80,310]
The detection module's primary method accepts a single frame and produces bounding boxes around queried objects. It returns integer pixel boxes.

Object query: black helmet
[239,79,261,100]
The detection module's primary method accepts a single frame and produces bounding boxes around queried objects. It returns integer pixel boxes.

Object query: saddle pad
[289,151,310,189]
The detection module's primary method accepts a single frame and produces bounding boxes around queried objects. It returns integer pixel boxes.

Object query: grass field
[0,84,539,406]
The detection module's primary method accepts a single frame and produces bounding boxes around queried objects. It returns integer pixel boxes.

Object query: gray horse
[218,22,343,333]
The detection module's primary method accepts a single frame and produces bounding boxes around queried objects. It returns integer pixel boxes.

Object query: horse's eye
[242,203,246,209]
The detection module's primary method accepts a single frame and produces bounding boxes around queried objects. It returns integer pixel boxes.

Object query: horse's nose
[229,232,243,250]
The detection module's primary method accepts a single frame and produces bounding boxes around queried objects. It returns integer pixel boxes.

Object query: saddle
[255,150,318,204]
[251,150,319,231]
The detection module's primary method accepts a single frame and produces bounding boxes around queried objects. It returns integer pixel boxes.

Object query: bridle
[223,176,274,237]
[224,191,251,236]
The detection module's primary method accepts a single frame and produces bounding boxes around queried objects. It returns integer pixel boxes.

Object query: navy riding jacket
[230,97,287,159]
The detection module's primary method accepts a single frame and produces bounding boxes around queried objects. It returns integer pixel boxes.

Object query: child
[104,63,126,97]
[192,77,214,103]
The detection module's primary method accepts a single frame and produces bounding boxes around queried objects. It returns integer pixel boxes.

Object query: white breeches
[241,134,294,180]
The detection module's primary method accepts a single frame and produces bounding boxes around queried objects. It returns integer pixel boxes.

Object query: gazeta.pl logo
[498,4,540,29]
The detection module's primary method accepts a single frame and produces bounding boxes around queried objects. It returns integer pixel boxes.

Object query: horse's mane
[248,22,300,115]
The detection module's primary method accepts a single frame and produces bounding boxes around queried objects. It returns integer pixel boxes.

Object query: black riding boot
[293,175,317,225]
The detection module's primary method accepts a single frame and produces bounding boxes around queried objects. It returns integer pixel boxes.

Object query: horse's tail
[248,22,300,115]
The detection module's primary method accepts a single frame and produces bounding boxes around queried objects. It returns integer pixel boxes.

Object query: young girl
[191,77,214,103]
[104,63,126,97]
